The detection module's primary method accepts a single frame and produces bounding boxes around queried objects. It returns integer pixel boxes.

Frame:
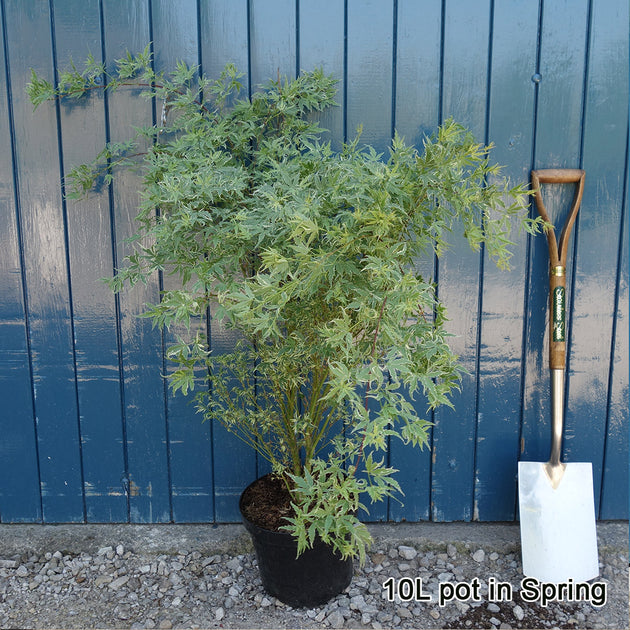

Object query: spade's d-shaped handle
[531,169,585,371]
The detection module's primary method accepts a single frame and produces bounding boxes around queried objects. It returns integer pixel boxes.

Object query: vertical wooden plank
[248,0,297,484]
[473,0,539,521]
[600,156,628,519]
[200,0,249,86]
[200,0,256,522]
[152,0,198,72]
[249,0,296,86]
[4,0,84,522]
[345,0,394,521]
[52,0,128,523]
[598,0,629,518]
[0,0,41,522]
[522,0,590,471]
[393,0,441,145]
[151,0,214,523]
[200,0,255,521]
[297,0,350,510]
[388,0,442,522]
[346,0,393,151]
[102,0,171,523]
[298,0,345,148]
[565,0,628,514]
[198,0,299,519]
[430,0,490,522]
[534,0,589,165]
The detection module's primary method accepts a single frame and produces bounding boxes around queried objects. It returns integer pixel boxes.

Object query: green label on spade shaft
[552,286,565,342]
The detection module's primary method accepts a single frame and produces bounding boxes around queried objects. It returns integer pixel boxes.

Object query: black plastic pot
[239,479,354,608]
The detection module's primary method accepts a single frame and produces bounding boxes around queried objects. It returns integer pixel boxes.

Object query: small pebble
[0,559,18,569]
[108,576,129,591]
[326,609,345,628]
[397,545,417,560]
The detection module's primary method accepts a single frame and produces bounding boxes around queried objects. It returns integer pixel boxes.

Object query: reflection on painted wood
[0,0,627,523]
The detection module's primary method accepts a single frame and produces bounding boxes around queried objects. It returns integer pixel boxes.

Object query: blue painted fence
[0,0,627,524]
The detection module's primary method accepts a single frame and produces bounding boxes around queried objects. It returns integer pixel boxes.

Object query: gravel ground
[0,521,626,630]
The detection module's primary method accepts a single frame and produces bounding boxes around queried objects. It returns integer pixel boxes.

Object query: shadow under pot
[239,475,354,608]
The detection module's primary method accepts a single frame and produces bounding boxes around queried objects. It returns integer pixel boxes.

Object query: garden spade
[518,168,599,584]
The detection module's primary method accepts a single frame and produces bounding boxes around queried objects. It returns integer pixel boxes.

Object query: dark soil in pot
[239,474,354,608]
[240,473,294,530]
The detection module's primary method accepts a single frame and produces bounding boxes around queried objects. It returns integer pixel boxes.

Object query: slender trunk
[278,383,303,476]
[303,364,330,470]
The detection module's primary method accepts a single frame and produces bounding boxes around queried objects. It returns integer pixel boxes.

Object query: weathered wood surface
[0,0,626,523]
